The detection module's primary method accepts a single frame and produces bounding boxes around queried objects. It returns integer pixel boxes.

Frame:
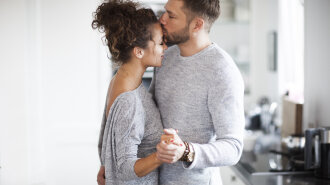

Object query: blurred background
[1,0,329,185]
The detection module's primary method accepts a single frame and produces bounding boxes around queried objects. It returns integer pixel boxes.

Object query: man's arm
[98,117,106,165]
[97,166,105,185]
[97,97,108,185]
[187,65,245,169]
[157,64,245,169]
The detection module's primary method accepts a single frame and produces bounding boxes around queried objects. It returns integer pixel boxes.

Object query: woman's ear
[133,47,144,59]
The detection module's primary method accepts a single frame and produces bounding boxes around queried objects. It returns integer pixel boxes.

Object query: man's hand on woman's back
[97,166,105,185]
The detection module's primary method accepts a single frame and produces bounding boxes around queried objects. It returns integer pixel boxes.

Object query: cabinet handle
[231,175,236,181]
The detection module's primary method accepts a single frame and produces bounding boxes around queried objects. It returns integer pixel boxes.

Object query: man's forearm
[186,138,243,169]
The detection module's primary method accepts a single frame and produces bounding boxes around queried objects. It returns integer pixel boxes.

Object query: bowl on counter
[243,130,262,151]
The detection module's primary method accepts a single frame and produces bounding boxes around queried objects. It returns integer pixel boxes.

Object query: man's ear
[192,17,204,32]
[133,47,144,59]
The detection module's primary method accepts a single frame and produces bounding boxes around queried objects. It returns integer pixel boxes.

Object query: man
[150,0,245,184]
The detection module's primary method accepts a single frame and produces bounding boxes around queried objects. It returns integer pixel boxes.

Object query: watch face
[187,153,193,162]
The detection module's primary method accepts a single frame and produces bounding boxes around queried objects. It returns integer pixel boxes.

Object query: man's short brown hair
[181,0,220,32]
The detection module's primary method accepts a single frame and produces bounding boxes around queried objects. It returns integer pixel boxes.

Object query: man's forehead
[164,0,185,14]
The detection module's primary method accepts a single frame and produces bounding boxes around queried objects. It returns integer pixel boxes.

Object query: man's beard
[163,24,190,46]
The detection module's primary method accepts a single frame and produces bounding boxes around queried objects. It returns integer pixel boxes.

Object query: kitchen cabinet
[220,166,247,185]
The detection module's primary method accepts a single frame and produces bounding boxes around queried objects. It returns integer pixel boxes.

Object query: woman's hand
[160,129,182,146]
[157,128,185,163]
[97,166,105,185]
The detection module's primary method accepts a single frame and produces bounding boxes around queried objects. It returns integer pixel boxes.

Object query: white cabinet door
[220,166,246,185]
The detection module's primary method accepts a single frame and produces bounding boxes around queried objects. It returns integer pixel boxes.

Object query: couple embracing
[92,0,245,184]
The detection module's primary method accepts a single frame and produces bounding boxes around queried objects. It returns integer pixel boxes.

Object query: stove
[238,151,312,176]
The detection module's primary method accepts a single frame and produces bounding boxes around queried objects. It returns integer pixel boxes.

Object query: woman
[92,0,168,184]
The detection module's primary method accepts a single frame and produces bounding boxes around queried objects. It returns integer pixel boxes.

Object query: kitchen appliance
[282,134,305,154]
[238,134,310,176]
[268,149,305,172]
[267,134,305,172]
[246,97,278,132]
[305,127,330,179]
[239,149,311,176]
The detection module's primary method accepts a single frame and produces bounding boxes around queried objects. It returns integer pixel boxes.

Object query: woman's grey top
[98,83,163,185]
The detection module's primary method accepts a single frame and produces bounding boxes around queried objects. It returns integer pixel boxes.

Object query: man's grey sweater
[149,43,245,185]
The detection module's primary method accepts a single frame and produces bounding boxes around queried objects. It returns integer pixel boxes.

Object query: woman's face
[142,23,167,67]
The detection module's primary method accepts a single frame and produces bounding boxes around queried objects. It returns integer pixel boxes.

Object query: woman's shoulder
[110,79,141,105]
[112,88,140,112]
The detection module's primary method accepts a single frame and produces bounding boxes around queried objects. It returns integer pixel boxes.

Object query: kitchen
[0,0,330,185]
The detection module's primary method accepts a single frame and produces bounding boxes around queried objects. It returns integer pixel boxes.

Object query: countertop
[230,151,330,185]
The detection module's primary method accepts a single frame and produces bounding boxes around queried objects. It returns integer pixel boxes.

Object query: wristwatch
[180,142,195,162]
[186,143,195,162]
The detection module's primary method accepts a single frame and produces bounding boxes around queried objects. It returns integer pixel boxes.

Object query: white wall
[0,1,29,184]
[0,0,111,184]
[249,0,279,106]
[304,0,330,129]
[210,19,251,107]
[210,0,280,109]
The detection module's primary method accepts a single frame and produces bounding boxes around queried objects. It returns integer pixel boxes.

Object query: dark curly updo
[92,0,158,64]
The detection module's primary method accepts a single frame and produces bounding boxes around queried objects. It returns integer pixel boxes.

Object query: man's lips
[161,25,168,35]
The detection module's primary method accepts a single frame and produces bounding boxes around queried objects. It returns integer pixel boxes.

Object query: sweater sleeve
[185,64,245,169]
[112,96,144,180]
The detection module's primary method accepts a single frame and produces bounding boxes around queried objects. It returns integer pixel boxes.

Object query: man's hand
[156,128,185,163]
[97,166,105,185]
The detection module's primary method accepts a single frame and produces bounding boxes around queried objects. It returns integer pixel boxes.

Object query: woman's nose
[159,13,167,25]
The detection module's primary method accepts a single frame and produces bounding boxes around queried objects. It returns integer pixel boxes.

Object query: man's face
[160,0,190,45]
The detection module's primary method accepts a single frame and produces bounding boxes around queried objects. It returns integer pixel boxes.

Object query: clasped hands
[156,128,186,164]
[97,128,185,185]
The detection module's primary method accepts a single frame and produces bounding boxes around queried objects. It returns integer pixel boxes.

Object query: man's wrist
[186,143,195,163]
[179,141,189,161]
[179,142,195,162]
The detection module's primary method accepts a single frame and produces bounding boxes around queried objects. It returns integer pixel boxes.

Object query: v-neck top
[98,83,163,185]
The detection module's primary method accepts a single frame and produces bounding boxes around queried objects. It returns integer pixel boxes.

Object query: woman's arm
[111,95,162,180]
[134,130,184,177]
[110,94,181,179]
[134,152,162,177]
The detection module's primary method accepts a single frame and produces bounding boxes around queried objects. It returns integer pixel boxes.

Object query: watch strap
[179,141,190,161]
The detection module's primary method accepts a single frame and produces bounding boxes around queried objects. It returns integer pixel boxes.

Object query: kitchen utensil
[282,134,305,154]
[305,127,330,178]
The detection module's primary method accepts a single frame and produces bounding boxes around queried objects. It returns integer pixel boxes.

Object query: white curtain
[278,0,304,103]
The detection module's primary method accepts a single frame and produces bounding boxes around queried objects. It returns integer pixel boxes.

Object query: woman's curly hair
[92,0,158,64]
